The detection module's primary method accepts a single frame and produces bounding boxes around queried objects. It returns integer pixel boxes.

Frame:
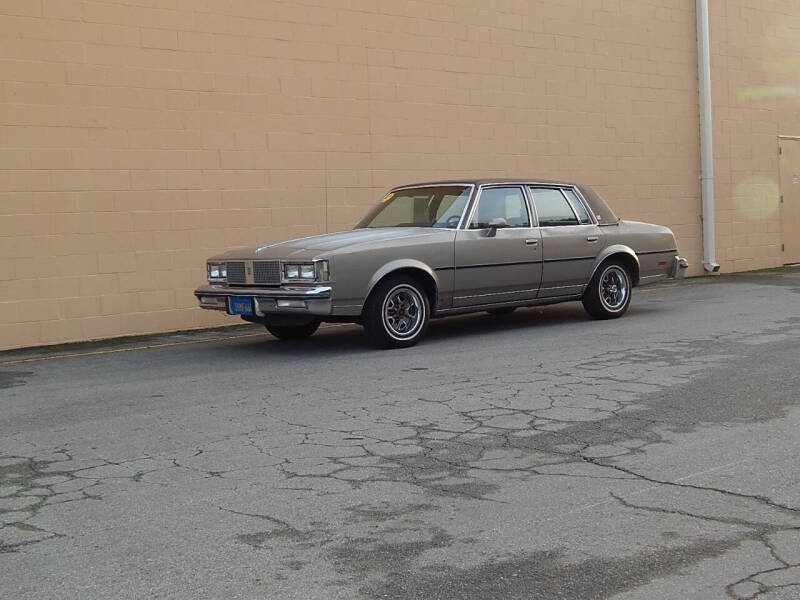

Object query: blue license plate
[229,296,254,316]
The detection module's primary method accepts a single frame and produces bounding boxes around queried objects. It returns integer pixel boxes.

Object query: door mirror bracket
[486,217,509,237]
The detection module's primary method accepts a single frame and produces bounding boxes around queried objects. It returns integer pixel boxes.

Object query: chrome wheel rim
[599,266,629,312]
[382,285,425,340]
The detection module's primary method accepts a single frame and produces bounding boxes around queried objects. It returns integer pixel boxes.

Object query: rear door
[453,186,542,307]
[530,187,606,298]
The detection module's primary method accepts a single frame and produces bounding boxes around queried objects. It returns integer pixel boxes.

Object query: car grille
[253,261,281,284]
[226,262,247,285]
[225,261,281,285]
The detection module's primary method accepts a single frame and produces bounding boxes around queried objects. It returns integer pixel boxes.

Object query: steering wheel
[444,214,461,228]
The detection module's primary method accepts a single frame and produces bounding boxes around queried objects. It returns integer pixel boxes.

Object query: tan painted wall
[0,0,796,350]
[710,0,800,272]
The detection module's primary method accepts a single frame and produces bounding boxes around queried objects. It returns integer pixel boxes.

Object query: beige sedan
[195,179,688,348]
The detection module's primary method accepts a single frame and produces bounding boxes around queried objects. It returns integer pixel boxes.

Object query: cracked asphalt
[1,269,799,600]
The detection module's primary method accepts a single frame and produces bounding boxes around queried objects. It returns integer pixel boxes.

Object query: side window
[431,190,471,228]
[530,188,579,227]
[469,187,530,229]
[563,189,592,224]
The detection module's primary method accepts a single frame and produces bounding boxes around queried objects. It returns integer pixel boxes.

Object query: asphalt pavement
[1,269,800,600]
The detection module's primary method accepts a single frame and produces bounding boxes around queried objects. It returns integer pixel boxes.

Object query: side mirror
[486,217,508,237]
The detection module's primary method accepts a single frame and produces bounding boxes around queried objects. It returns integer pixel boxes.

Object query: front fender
[588,245,640,286]
[365,259,440,301]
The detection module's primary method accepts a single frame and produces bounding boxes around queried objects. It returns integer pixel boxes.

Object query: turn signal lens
[315,260,330,282]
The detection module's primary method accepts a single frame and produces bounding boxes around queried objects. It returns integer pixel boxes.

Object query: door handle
[525,239,539,246]
[586,236,599,243]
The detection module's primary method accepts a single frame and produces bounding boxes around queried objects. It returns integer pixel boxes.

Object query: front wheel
[265,319,321,340]
[362,276,430,349]
[582,261,632,319]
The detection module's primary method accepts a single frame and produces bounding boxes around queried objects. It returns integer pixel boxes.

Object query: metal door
[538,225,604,297]
[779,138,800,264]
[453,186,542,307]
[530,187,606,298]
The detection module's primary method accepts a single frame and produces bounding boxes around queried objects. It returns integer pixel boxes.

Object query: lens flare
[733,177,780,221]
[740,86,800,101]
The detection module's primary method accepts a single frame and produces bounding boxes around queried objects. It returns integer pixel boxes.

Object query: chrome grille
[226,262,246,285]
[254,261,280,285]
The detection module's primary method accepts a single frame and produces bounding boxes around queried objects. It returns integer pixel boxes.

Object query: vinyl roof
[391,178,577,188]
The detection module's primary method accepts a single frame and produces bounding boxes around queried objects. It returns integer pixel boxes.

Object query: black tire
[362,275,430,349]
[265,319,321,340]
[582,260,632,320]
[486,307,516,316]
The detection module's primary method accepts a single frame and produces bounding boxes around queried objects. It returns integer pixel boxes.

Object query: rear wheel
[362,275,430,349]
[582,261,632,319]
[265,318,321,340]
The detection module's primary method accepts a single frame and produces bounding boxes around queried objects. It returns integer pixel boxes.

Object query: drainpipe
[697,0,720,272]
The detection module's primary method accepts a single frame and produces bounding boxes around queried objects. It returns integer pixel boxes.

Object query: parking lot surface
[1,269,800,600]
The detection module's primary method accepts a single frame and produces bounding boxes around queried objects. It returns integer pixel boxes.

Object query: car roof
[390,178,577,189]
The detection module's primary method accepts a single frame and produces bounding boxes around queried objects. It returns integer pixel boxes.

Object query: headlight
[283,262,328,282]
[207,262,226,282]
[285,264,300,279]
[283,263,315,281]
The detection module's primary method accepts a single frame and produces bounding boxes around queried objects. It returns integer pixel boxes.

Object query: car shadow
[222,301,667,358]
[425,305,591,342]
[226,304,603,357]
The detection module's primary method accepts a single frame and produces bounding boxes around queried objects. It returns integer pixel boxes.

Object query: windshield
[356,186,472,229]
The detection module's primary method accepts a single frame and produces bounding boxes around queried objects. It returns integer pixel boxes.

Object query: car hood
[209,228,454,261]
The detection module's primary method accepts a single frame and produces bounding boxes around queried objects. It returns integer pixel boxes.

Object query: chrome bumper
[672,256,689,279]
[194,284,333,317]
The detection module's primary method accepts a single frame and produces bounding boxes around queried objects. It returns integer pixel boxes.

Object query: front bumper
[194,284,333,317]
[672,256,689,279]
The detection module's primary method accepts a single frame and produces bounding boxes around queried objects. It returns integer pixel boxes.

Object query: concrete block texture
[1,0,798,349]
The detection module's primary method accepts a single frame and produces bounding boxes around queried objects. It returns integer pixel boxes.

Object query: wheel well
[604,253,640,286]
[367,268,438,311]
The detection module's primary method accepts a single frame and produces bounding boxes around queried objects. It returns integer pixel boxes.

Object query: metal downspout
[697,0,720,272]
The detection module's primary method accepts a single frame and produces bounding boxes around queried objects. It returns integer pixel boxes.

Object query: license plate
[229,296,254,316]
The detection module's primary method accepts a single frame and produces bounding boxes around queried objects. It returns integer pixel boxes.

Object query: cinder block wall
[0,0,797,350]
[709,0,800,271]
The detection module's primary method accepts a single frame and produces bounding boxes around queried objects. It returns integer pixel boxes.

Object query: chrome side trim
[454,287,541,301]
[637,249,678,256]
[436,259,544,271]
[539,283,584,291]
[435,294,583,317]
[542,255,595,263]
[639,273,670,284]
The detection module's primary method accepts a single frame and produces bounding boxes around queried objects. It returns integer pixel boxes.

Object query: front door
[453,186,542,307]
[530,187,606,298]
[779,138,800,264]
